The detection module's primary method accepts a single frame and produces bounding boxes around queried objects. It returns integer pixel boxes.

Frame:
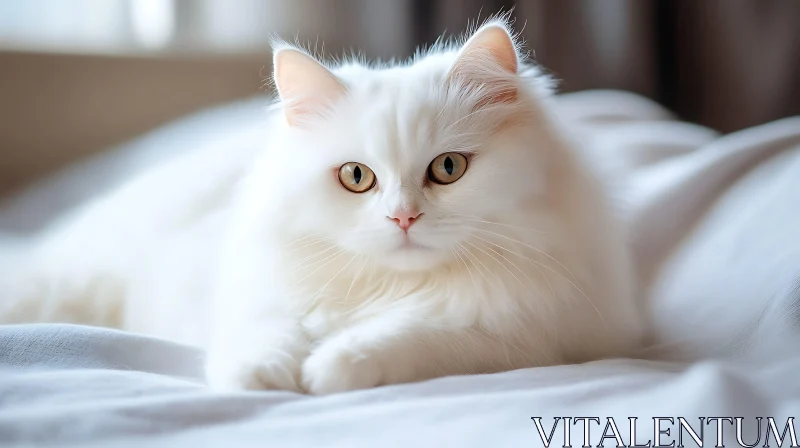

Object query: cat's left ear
[448,23,519,106]
[273,47,346,127]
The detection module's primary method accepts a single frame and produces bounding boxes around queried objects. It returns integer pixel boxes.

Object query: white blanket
[1,91,799,447]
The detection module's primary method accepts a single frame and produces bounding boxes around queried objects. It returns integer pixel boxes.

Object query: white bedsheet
[1,324,798,447]
[1,91,799,447]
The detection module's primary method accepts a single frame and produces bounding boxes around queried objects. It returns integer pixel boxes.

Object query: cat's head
[265,21,558,273]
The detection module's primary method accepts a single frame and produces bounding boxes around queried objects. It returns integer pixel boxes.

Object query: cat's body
[0,21,645,394]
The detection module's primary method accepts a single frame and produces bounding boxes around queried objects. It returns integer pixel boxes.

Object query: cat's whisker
[469,244,558,336]
[290,246,345,274]
[433,104,447,126]
[467,240,534,295]
[465,226,578,284]
[343,255,370,303]
[305,253,360,308]
[450,246,478,292]
[285,237,330,253]
[291,244,338,265]
[458,243,501,292]
[464,240,517,288]
[469,251,549,333]
[283,232,325,248]
[465,230,607,330]
[452,214,548,233]
[444,108,491,132]
[467,234,559,316]
[293,249,347,284]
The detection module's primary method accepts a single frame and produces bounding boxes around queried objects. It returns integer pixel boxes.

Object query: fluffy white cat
[0,20,645,394]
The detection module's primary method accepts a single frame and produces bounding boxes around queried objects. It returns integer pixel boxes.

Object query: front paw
[301,344,382,395]
[205,348,304,393]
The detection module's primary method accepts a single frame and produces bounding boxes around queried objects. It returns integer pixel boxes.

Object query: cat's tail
[0,231,124,328]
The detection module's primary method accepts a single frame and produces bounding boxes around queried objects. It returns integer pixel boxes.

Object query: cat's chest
[291,269,510,341]
[281,239,561,340]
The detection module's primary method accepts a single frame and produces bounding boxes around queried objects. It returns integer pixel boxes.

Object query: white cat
[0,20,645,394]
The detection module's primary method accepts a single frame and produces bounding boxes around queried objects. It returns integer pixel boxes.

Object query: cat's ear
[448,23,519,106]
[273,47,346,127]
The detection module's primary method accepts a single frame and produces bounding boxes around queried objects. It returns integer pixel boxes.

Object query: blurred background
[0,0,798,197]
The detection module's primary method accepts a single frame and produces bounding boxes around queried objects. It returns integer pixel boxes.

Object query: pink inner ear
[448,25,520,108]
[449,52,519,108]
[468,25,518,74]
[273,48,346,126]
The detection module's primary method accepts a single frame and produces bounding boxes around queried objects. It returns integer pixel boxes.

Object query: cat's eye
[338,162,376,193]
[428,152,468,185]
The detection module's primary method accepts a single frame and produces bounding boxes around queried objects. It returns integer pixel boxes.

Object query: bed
[1,90,799,447]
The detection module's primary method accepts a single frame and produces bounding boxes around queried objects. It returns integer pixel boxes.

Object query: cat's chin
[374,247,449,272]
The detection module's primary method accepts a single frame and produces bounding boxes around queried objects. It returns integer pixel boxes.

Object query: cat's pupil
[354,166,362,184]
[444,157,454,175]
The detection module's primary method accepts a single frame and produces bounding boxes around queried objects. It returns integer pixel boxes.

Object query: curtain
[406,0,800,133]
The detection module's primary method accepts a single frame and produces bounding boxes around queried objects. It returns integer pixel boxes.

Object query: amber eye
[428,152,468,185]
[338,162,376,193]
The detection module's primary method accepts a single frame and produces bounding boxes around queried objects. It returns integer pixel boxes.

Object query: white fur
[0,20,645,394]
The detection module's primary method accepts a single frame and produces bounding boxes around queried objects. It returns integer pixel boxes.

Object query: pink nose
[388,210,422,231]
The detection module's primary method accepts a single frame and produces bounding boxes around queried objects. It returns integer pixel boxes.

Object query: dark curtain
[408,0,800,133]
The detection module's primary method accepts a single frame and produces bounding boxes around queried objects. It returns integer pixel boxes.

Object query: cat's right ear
[272,47,346,127]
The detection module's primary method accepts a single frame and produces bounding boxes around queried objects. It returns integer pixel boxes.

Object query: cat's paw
[301,343,382,395]
[205,348,304,393]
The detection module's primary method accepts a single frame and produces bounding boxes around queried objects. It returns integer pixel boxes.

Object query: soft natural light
[130,0,175,49]
[0,0,127,52]
[0,0,286,54]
